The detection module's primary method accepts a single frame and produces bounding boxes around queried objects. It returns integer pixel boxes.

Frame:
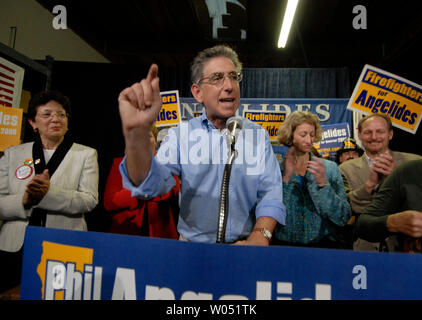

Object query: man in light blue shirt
[118,45,285,245]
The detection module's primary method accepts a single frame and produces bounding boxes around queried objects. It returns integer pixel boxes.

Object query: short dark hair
[27,90,71,121]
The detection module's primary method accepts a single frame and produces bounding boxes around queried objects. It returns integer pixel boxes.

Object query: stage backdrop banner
[21,226,422,300]
[180,98,352,132]
[347,64,422,134]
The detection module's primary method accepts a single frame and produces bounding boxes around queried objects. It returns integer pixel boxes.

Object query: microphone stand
[216,139,238,244]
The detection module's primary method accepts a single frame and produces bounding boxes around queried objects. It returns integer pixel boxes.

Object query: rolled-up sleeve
[119,155,176,200]
[255,134,286,225]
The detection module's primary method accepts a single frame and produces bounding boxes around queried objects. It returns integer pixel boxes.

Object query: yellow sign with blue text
[243,110,286,141]
[347,64,422,134]
[0,105,23,151]
[156,90,181,127]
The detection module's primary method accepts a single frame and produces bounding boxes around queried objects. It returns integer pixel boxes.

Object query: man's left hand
[233,230,270,246]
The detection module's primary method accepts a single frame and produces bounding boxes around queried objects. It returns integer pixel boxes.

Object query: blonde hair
[151,124,158,142]
[277,111,323,146]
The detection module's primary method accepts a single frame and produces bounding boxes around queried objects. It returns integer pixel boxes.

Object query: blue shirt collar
[200,111,217,131]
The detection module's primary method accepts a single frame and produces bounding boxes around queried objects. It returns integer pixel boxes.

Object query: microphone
[216,116,243,244]
[226,116,243,147]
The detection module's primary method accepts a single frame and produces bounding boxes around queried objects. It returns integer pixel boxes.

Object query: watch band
[253,227,272,241]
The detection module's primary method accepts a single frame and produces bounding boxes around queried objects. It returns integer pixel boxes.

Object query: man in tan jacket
[339,113,422,251]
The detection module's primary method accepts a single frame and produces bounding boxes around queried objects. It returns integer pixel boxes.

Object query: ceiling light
[278,0,299,48]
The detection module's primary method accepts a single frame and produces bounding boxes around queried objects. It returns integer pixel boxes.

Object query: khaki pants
[353,238,380,252]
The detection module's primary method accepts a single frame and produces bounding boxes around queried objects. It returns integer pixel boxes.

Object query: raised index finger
[146,64,159,82]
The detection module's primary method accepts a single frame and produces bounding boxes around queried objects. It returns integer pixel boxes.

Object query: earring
[33,128,38,133]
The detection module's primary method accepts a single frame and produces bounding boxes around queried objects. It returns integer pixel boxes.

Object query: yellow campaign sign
[244,110,286,141]
[156,90,181,127]
[347,64,422,134]
[36,241,93,300]
[0,105,23,151]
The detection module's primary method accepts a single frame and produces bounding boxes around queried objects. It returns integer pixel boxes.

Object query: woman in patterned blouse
[272,111,351,249]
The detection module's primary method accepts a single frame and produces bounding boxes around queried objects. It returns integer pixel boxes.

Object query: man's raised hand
[118,64,162,133]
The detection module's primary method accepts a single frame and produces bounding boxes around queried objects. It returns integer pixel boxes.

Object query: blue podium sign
[20,226,422,300]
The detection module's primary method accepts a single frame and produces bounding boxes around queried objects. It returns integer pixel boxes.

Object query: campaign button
[15,164,33,180]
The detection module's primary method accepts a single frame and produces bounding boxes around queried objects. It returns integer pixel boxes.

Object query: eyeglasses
[37,111,67,120]
[198,71,243,86]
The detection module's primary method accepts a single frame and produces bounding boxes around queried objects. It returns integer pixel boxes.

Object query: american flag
[0,56,24,108]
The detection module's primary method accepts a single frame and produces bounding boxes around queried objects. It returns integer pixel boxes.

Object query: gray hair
[190,45,242,85]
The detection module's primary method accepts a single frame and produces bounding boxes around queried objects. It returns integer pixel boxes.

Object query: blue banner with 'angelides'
[180,98,352,125]
[21,226,422,300]
[180,98,353,143]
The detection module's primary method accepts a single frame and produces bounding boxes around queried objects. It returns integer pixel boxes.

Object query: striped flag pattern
[0,57,24,108]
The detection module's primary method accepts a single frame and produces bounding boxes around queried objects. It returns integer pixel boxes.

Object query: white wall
[0,0,109,63]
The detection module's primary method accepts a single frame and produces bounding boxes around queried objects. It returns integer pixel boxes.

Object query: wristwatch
[253,227,272,241]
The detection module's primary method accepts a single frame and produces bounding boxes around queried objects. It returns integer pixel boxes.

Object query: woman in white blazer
[0,91,99,293]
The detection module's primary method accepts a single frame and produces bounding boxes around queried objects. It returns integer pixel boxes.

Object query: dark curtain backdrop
[240,67,351,98]
[24,61,420,232]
